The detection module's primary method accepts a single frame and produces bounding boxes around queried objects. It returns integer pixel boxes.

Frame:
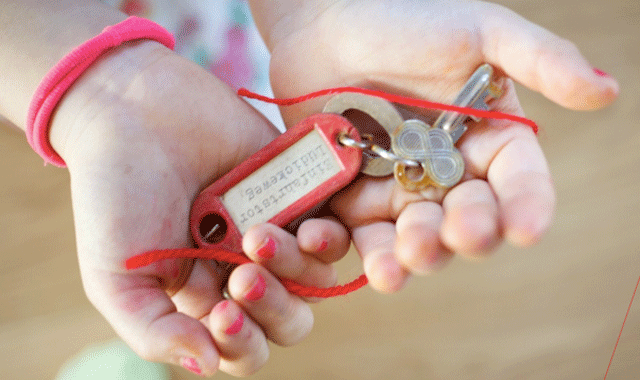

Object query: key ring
[214,261,236,300]
[338,133,420,167]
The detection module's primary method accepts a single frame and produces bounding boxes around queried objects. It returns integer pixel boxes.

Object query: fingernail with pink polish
[181,357,203,376]
[245,274,266,301]
[216,300,230,311]
[225,312,244,335]
[256,237,276,259]
[593,68,610,78]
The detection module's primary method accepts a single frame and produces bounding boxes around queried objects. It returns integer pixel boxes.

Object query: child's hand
[50,41,349,377]
[250,0,619,293]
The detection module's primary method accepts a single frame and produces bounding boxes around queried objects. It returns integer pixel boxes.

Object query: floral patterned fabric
[102,0,283,129]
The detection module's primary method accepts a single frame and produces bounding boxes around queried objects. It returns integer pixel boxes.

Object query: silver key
[432,63,503,143]
[323,93,404,176]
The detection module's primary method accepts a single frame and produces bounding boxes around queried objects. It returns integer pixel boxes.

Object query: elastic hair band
[26,16,175,167]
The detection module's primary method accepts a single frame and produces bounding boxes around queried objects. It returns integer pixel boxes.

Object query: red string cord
[127,86,539,298]
[603,275,640,379]
[125,248,369,298]
[238,86,539,133]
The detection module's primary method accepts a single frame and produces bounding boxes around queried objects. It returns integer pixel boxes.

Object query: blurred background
[1,0,638,379]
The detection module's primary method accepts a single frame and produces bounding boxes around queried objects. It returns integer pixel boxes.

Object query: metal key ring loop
[214,261,237,300]
[338,134,420,167]
[337,134,368,150]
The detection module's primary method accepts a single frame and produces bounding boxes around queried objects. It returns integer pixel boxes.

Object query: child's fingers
[88,270,220,376]
[296,217,351,263]
[227,263,314,346]
[394,201,452,275]
[205,300,269,377]
[487,134,556,247]
[460,80,555,247]
[330,177,440,227]
[242,223,338,288]
[481,4,618,110]
[440,179,501,256]
[352,221,410,294]
[170,259,224,319]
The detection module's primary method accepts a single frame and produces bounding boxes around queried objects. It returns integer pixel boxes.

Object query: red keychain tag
[190,113,362,252]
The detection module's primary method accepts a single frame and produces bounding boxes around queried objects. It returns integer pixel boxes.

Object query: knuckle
[130,341,157,362]
[222,342,269,377]
[243,352,270,377]
[556,37,581,56]
[83,287,101,309]
[269,303,313,346]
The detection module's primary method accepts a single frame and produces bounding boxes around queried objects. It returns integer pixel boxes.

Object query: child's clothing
[56,339,170,380]
[102,0,284,130]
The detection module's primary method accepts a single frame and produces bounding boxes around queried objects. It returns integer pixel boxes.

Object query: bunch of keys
[322,63,503,190]
[392,63,503,190]
[190,64,502,251]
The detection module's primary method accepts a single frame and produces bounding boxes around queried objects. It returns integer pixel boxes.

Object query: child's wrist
[26,16,175,167]
[49,40,172,165]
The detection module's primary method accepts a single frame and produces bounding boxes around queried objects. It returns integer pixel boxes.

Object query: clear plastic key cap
[392,120,464,190]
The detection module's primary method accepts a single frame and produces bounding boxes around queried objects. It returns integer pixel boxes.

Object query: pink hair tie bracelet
[25,16,175,167]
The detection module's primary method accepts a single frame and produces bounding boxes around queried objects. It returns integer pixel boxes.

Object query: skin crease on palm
[249,0,619,294]
[3,0,616,377]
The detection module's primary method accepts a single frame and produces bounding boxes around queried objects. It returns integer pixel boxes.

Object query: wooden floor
[1,1,639,379]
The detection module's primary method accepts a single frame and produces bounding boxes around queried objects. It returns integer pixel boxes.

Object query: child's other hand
[251,0,619,293]
[51,41,349,377]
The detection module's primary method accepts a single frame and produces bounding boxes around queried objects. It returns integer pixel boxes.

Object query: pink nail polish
[225,312,244,335]
[256,237,276,259]
[245,274,266,301]
[318,240,329,251]
[593,68,610,78]
[181,357,202,375]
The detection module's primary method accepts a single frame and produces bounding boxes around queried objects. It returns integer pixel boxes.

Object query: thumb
[480,4,619,110]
